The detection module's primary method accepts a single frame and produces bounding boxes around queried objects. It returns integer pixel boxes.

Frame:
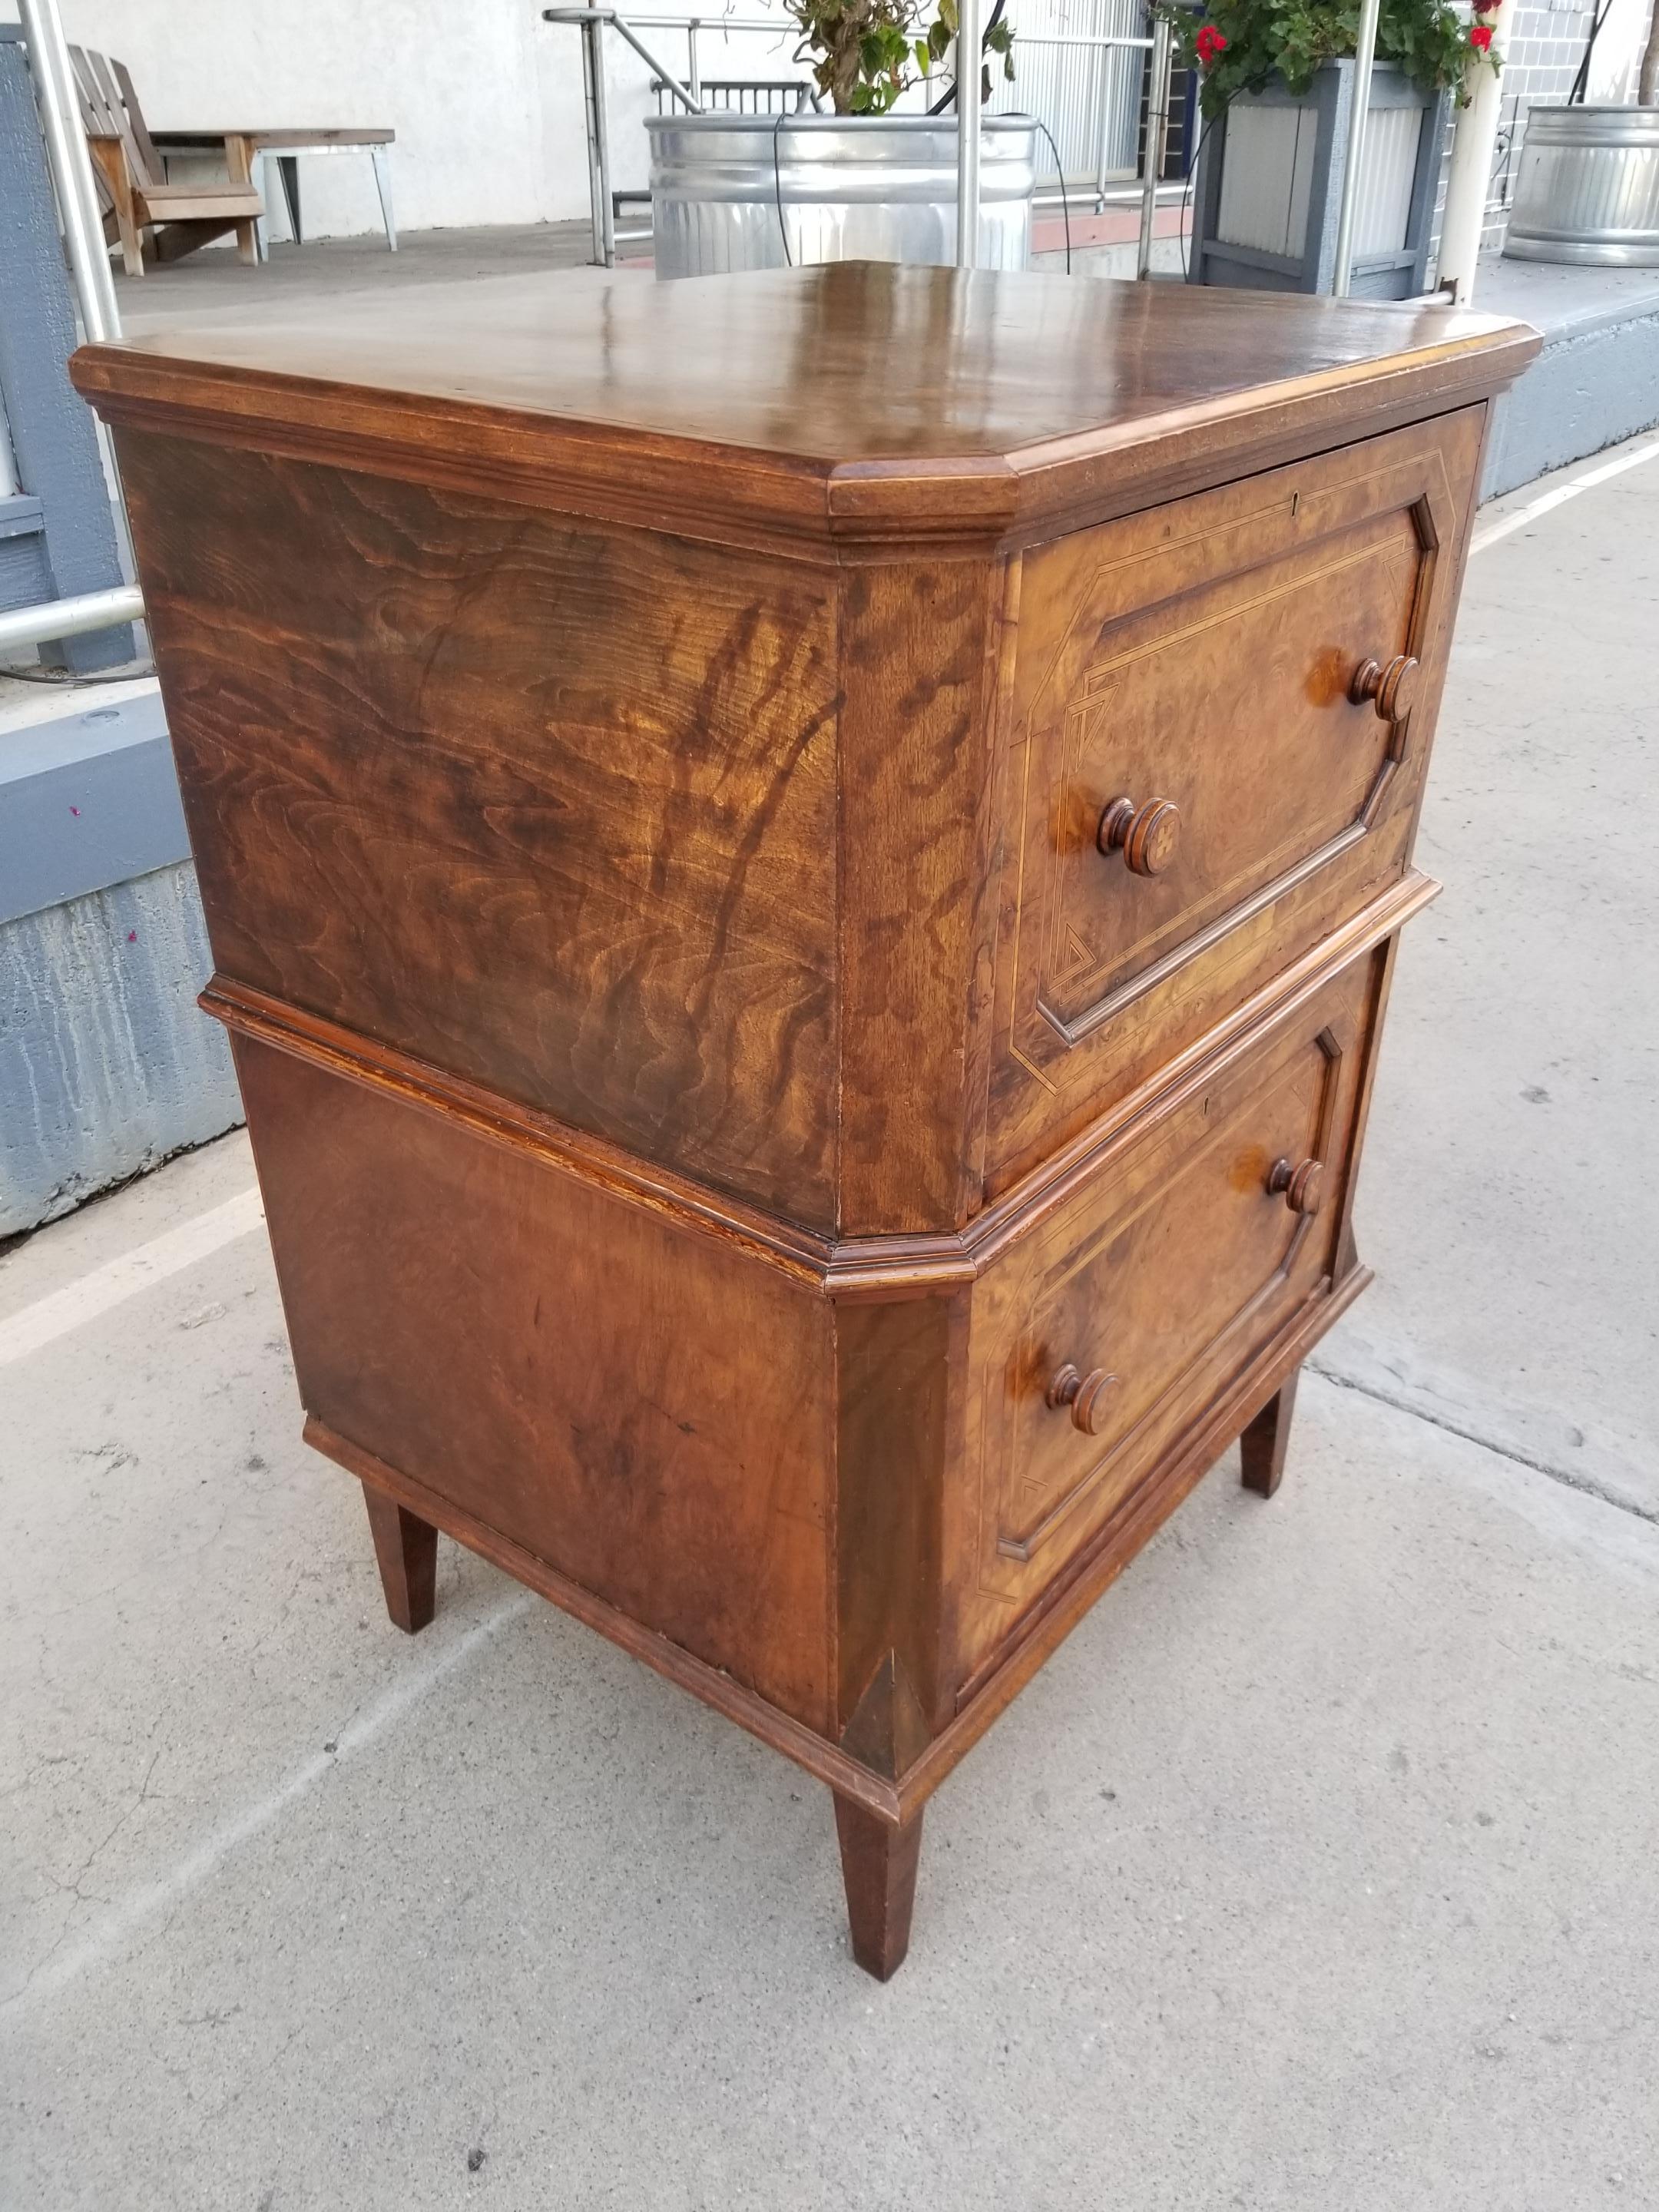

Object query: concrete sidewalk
[2,445,1656,2210]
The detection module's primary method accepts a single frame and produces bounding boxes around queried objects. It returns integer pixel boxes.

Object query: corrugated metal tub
[647,112,1038,279]
[1505,105,1659,269]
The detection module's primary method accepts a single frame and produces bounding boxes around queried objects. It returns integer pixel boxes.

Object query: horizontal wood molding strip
[203,868,1435,1297]
[305,1414,904,1824]
[200,977,835,1284]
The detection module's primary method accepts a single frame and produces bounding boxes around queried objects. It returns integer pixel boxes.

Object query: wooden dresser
[73,265,1537,1979]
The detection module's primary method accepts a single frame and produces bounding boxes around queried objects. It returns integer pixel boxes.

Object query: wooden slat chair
[71,47,263,274]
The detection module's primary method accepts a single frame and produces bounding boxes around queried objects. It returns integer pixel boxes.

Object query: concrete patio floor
[2,442,1656,2208]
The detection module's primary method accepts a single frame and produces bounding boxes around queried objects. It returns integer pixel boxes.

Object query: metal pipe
[687,18,700,104]
[0,404,19,500]
[16,0,121,344]
[577,15,616,266]
[0,583,145,658]
[955,0,983,267]
[1137,11,1172,278]
[1331,0,1382,295]
[16,0,141,626]
[604,15,702,111]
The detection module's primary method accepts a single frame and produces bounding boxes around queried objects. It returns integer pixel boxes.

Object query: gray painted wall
[1482,300,1659,499]
[1,687,190,926]
[2,684,243,1238]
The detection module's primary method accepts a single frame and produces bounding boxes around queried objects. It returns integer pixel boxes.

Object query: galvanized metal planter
[1189,61,1447,297]
[647,112,1038,279]
[1505,104,1659,269]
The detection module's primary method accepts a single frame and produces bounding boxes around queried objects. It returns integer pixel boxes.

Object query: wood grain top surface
[73,263,1539,550]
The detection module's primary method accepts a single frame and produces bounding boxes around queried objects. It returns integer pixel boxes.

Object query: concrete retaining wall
[0,687,241,1238]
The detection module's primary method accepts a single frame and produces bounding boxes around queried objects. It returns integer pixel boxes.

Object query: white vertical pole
[1137,12,1172,279]
[955,0,983,267]
[1331,0,1382,294]
[17,0,140,597]
[16,0,122,343]
[1438,11,1512,303]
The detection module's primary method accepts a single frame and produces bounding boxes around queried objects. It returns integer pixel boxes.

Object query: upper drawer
[985,408,1484,1193]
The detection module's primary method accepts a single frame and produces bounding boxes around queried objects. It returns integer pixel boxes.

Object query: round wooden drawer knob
[1045,1363,1118,1435]
[1098,795,1181,876]
[1267,1155,1325,1217]
[1349,653,1421,722]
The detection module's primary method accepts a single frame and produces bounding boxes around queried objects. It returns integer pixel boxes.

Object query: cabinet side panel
[235,1034,835,1733]
[121,431,840,1227]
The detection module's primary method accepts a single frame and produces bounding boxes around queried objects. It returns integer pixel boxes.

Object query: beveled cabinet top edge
[70,264,1539,556]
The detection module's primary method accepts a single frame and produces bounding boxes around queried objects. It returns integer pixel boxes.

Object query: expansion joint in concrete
[1308,1360,1659,1528]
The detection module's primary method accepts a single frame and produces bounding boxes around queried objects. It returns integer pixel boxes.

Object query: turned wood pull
[1267,1155,1325,1217]
[1045,1363,1118,1435]
[1349,653,1421,723]
[1097,795,1181,876]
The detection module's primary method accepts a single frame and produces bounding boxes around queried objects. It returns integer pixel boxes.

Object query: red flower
[1469,22,1494,51]
[1195,23,1228,64]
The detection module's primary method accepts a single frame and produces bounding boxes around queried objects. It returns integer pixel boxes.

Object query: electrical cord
[771,108,793,265]
[1031,117,1071,273]
[1179,88,1235,280]
[1568,0,1611,104]
[1,661,155,687]
[926,0,1010,116]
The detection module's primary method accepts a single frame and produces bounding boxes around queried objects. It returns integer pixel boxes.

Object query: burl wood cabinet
[74,265,1536,1979]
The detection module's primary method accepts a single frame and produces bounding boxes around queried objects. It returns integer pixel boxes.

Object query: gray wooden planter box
[1188,61,1448,297]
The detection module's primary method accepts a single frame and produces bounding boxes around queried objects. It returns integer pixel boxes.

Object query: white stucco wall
[5,0,586,236]
[4,0,806,239]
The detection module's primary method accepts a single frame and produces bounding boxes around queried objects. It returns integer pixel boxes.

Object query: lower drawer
[954,939,1389,1671]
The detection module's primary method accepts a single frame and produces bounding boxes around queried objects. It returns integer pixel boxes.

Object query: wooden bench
[72,48,396,274]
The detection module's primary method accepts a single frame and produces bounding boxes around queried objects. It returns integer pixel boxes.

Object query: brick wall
[1482,0,1598,248]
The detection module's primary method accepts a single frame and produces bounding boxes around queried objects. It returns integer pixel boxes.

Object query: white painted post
[1438,8,1512,304]
[956,0,983,268]
[1137,12,1173,279]
[1331,0,1382,295]
[15,0,121,343]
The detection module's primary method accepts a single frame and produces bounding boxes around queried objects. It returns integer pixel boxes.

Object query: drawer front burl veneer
[956,942,1386,1671]
[985,409,1483,1194]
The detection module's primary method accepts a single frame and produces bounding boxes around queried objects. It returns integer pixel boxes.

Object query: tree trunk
[1641,4,1659,105]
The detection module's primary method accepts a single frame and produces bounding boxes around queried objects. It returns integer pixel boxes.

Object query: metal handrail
[8,0,144,665]
[0,584,146,658]
[542,2,1174,274]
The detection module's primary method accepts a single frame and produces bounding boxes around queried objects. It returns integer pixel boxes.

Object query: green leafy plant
[786,0,1014,117]
[1160,0,1501,118]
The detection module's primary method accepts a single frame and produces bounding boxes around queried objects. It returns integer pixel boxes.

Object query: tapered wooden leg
[1240,1366,1301,1499]
[362,1482,438,1632]
[834,1795,924,1981]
